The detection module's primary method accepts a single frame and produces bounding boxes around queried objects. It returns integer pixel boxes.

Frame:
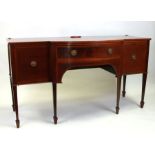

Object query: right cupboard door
[123,40,148,74]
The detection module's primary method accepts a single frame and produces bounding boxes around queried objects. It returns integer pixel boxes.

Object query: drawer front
[12,43,50,84]
[58,44,122,59]
[93,45,122,58]
[123,41,148,74]
[58,47,93,58]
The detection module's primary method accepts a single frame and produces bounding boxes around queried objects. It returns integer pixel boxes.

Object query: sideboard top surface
[7,36,151,43]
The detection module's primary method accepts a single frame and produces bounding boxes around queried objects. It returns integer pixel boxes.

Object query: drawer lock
[30,61,37,67]
[70,50,78,56]
[131,54,136,60]
[108,48,113,55]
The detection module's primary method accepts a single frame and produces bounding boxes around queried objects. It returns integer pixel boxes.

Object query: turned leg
[122,75,126,97]
[13,85,20,128]
[116,76,122,114]
[52,83,58,124]
[10,77,16,112]
[140,73,147,108]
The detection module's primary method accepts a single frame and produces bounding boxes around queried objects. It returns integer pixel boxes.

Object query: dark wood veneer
[8,36,151,128]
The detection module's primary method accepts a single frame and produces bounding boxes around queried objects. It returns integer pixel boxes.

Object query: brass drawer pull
[108,48,113,55]
[30,61,37,67]
[131,54,136,60]
[70,50,78,56]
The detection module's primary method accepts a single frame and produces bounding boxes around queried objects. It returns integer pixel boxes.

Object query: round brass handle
[30,61,37,67]
[108,48,113,55]
[131,54,136,60]
[70,50,78,56]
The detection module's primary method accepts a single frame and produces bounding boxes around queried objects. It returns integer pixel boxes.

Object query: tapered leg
[116,76,122,114]
[53,83,58,124]
[10,77,16,112]
[13,85,20,128]
[140,73,147,108]
[122,75,126,97]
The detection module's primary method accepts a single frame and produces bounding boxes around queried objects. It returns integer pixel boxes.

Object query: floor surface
[0,69,155,155]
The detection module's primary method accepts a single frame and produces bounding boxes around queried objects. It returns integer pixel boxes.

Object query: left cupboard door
[9,42,50,85]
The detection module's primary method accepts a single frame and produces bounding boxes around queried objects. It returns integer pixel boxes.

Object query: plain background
[0,1,155,155]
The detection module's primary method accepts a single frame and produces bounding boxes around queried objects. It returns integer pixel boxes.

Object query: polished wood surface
[8,36,151,128]
[122,75,126,97]
[8,35,150,43]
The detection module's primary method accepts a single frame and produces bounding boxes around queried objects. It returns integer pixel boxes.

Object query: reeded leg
[122,75,126,97]
[116,76,122,114]
[10,77,16,112]
[53,83,58,124]
[13,85,20,128]
[140,73,147,108]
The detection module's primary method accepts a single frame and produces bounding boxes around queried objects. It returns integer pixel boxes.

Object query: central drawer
[58,47,92,58]
[57,44,122,59]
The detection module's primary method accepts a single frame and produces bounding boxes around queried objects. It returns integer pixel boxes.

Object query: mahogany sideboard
[8,36,151,128]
